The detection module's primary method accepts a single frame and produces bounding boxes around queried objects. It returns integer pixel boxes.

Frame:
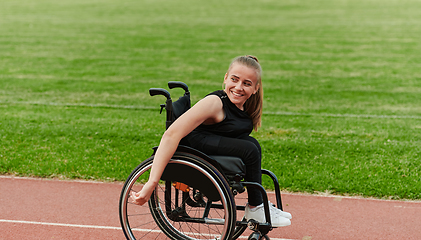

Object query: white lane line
[0,219,296,240]
[0,219,159,232]
[0,219,123,230]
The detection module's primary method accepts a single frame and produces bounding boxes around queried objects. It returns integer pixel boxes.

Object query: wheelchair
[119,82,286,240]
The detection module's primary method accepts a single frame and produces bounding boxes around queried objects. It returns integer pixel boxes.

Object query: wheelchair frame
[119,82,285,240]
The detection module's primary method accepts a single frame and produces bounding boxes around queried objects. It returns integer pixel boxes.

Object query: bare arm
[131,95,224,205]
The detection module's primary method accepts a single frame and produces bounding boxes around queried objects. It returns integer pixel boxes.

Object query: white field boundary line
[264,111,421,120]
[1,100,421,120]
[0,100,156,110]
[0,219,296,240]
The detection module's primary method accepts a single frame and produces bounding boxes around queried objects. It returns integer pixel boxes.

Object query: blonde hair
[227,55,263,131]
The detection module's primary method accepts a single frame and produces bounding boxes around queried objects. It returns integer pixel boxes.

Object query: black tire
[119,152,236,240]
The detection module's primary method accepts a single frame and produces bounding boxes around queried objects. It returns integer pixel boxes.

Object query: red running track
[1,176,420,240]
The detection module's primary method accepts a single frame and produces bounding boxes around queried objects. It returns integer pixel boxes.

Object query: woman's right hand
[130,181,157,206]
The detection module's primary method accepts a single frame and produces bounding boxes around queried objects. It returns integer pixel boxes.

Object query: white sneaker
[269,202,292,219]
[244,202,292,227]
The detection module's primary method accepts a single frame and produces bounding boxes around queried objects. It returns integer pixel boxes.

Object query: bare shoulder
[194,94,222,110]
[178,94,223,124]
[192,95,224,124]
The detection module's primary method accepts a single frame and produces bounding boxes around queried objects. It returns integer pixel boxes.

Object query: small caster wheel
[248,232,260,240]
[248,232,270,240]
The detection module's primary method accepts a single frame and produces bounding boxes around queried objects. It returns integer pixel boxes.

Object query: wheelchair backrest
[171,93,191,122]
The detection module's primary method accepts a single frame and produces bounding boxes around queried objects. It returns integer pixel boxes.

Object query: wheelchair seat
[211,155,246,195]
[210,155,245,177]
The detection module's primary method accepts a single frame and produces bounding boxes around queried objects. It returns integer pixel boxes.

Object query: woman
[131,55,291,227]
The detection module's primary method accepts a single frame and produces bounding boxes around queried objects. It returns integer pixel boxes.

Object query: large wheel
[119,152,236,240]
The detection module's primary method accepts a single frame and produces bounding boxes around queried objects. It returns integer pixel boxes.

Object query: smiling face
[223,63,259,110]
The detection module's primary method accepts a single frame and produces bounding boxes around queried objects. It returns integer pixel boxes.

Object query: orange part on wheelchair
[172,182,190,192]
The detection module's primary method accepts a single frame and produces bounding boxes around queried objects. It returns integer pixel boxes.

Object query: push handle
[149,88,171,99]
[149,88,173,129]
[168,81,189,93]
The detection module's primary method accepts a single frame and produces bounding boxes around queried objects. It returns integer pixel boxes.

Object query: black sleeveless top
[192,90,253,139]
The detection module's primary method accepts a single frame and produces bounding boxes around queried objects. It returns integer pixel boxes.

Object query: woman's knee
[241,141,261,166]
[240,136,261,155]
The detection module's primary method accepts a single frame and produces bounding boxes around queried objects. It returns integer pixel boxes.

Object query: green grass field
[1,0,420,200]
